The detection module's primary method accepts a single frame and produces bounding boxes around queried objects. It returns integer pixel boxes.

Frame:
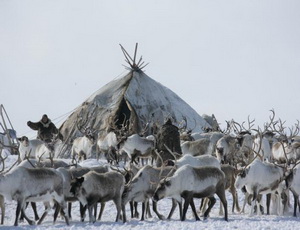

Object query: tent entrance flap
[114,97,131,130]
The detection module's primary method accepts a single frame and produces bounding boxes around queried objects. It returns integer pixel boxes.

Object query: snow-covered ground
[1,155,300,230]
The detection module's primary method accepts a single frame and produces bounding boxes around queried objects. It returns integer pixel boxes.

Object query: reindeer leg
[293,192,298,217]
[31,202,39,221]
[201,198,210,216]
[167,198,178,220]
[68,202,72,220]
[182,195,192,221]
[134,202,139,218]
[217,188,228,221]
[189,198,200,221]
[141,202,146,221]
[16,199,35,226]
[97,202,105,220]
[14,200,22,226]
[37,202,51,225]
[130,201,134,218]
[178,200,183,220]
[233,189,241,213]
[21,208,35,225]
[88,205,96,223]
[93,203,98,219]
[250,191,258,216]
[203,196,216,220]
[0,201,4,225]
[114,198,122,222]
[53,203,61,224]
[19,201,28,222]
[266,193,271,215]
[146,200,152,218]
[122,203,127,223]
[58,203,69,225]
[152,200,165,220]
[80,203,87,222]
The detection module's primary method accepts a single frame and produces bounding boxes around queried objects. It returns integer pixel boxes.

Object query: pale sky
[1,0,300,137]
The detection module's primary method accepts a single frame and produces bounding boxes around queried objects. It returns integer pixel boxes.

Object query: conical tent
[59,70,210,144]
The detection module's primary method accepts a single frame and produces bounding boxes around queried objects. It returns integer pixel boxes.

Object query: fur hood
[40,118,52,128]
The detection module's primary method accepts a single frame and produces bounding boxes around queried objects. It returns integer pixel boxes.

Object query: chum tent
[59,45,211,151]
[59,70,210,142]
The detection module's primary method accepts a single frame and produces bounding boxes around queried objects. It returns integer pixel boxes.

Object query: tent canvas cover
[59,70,210,145]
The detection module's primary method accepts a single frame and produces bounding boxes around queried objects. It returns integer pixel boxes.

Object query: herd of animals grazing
[1,111,300,226]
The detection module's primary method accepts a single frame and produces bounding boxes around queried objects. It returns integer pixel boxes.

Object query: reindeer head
[70,177,85,197]
[17,136,29,147]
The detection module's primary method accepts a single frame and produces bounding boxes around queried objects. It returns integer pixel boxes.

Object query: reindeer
[70,171,126,223]
[57,165,109,221]
[97,131,120,164]
[16,158,69,222]
[216,135,240,165]
[118,134,155,165]
[164,152,223,219]
[122,164,176,221]
[35,138,63,161]
[285,163,300,217]
[71,114,96,162]
[235,158,285,216]
[202,114,221,132]
[0,164,69,226]
[153,164,228,221]
[17,136,44,160]
[220,164,240,214]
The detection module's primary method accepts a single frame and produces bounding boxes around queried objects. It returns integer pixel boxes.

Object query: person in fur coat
[27,114,62,142]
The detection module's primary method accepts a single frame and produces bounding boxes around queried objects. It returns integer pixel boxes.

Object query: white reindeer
[235,159,285,216]
[97,131,119,163]
[119,134,155,164]
[17,136,44,160]
[71,133,95,162]
[35,139,63,160]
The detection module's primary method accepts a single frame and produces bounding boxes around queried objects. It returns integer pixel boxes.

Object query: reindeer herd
[1,110,300,226]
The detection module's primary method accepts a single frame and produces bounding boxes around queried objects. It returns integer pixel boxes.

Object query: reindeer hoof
[158,215,166,220]
[29,220,36,225]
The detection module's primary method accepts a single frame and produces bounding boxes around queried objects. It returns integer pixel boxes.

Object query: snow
[1,155,300,229]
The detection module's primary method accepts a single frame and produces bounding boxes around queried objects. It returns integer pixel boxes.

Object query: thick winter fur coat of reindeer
[70,171,126,223]
[0,166,69,226]
[153,165,228,221]
[235,159,285,215]
[122,165,175,221]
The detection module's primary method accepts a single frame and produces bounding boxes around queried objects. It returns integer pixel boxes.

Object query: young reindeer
[153,164,228,221]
